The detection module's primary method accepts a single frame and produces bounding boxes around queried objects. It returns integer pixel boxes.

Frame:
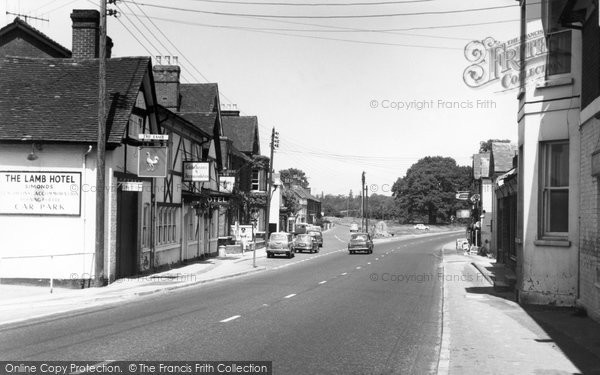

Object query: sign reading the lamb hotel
[0,171,82,215]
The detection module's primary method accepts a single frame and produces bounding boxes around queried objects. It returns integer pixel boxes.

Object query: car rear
[348,234,372,254]
[267,233,294,258]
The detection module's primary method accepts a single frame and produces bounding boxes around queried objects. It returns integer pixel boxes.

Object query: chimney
[71,10,100,59]
[153,61,181,111]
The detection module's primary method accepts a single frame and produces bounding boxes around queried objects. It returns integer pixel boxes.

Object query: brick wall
[70,10,99,59]
[152,65,180,110]
[579,117,600,322]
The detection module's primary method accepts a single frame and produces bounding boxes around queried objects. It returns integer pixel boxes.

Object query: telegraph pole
[95,0,107,286]
[265,128,279,240]
[361,172,365,232]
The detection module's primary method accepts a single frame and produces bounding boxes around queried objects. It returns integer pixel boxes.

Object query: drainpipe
[83,145,93,287]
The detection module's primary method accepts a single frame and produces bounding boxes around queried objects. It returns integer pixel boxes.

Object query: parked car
[307,230,323,248]
[293,234,319,253]
[348,232,373,254]
[266,232,295,258]
[414,224,430,230]
[349,223,359,232]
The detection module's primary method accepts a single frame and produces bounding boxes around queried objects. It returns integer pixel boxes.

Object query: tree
[392,156,472,224]
[479,139,511,153]
[279,168,309,188]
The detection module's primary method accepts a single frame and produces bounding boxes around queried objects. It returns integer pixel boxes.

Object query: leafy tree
[281,189,301,216]
[479,139,511,153]
[279,168,309,188]
[392,156,472,224]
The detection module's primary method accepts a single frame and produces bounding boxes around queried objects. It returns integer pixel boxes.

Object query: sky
[1,0,520,196]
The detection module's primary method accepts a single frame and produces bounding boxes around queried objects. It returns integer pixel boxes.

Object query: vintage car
[349,223,359,232]
[348,232,373,254]
[266,232,295,258]
[307,230,323,248]
[413,223,430,230]
[293,234,319,253]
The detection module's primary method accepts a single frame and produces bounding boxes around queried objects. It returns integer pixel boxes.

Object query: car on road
[349,223,359,232]
[413,224,430,230]
[348,232,373,254]
[266,232,295,258]
[307,230,323,248]
[293,234,319,253]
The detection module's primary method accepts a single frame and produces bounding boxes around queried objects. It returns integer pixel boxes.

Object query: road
[0,226,459,375]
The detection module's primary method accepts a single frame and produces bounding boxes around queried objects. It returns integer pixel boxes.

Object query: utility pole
[361,172,365,232]
[265,128,279,240]
[95,0,107,286]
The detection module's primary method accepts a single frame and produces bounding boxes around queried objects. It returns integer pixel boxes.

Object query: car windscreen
[270,234,288,241]
[296,234,310,240]
[351,234,367,241]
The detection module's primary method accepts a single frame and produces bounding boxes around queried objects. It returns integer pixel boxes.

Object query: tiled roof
[472,153,491,179]
[0,56,151,145]
[222,115,259,154]
[179,83,219,112]
[491,142,517,174]
[0,17,71,58]
[290,185,320,202]
[179,112,218,135]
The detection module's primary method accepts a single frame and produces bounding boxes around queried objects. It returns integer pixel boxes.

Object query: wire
[128,0,214,83]
[119,12,473,42]
[172,0,436,6]
[122,1,521,19]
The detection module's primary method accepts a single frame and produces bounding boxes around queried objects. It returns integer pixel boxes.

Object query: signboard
[138,147,168,178]
[183,161,210,182]
[470,194,480,203]
[219,176,235,193]
[138,134,169,141]
[455,192,470,200]
[0,171,81,215]
[456,209,471,219]
[121,181,143,192]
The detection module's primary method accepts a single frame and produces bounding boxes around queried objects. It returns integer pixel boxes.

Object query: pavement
[439,243,600,375]
[0,246,268,326]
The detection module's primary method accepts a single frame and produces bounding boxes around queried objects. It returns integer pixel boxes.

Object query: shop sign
[121,181,143,192]
[0,171,81,215]
[138,147,168,178]
[183,162,210,182]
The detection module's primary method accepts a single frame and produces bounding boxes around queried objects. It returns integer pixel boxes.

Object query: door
[117,188,139,278]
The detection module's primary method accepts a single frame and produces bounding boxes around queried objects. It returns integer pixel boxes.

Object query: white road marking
[220,315,241,323]
[356,266,361,270]
[341,272,347,275]
[367,262,371,265]
[284,294,296,299]
[375,258,379,260]
[319,281,327,285]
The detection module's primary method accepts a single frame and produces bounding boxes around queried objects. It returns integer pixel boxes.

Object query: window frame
[539,140,570,238]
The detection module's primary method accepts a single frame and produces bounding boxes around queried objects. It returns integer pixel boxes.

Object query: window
[543,0,571,76]
[251,170,261,191]
[541,141,569,236]
[156,205,179,245]
[142,203,151,248]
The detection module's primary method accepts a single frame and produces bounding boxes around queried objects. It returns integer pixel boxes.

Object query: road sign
[139,134,169,141]
[455,192,470,200]
[470,194,480,203]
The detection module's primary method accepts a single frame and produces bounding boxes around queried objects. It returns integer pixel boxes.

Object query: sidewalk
[439,243,600,375]
[0,247,267,326]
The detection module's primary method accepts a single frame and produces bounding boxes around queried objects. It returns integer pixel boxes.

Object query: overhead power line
[122,1,520,19]
[172,0,435,5]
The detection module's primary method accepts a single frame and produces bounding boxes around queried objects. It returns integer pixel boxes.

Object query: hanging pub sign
[138,147,168,178]
[183,161,210,182]
[219,176,235,193]
[0,171,81,215]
